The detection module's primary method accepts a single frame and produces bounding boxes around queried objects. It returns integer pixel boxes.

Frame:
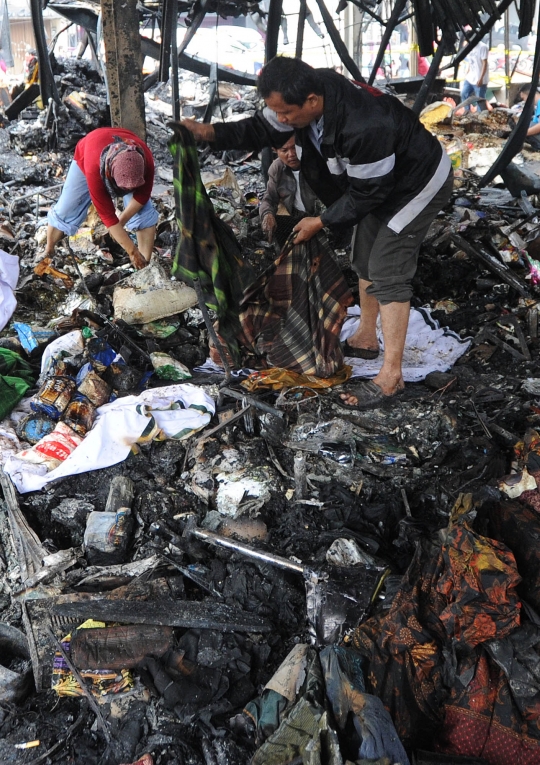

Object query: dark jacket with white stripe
[213,69,451,233]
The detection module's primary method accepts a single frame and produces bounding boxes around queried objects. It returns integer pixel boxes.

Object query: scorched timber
[53,599,272,632]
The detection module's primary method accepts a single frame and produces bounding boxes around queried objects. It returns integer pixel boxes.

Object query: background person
[259,134,320,245]
[461,37,489,111]
[44,127,158,269]
[518,83,540,150]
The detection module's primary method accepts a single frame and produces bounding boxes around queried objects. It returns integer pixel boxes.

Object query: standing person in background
[461,38,490,111]
[43,127,158,269]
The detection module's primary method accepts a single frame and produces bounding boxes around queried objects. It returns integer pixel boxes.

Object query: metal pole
[412,36,446,114]
[192,277,232,383]
[170,0,180,121]
[265,0,283,61]
[504,7,510,104]
[368,0,408,85]
[190,526,306,574]
[296,0,307,58]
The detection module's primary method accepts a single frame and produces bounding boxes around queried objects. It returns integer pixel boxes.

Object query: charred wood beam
[177,0,208,57]
[140,35,257,85]
[265,0,283,61]
[349,0,385,25]
[53,599,272,632]
[411,35,448,115]
[49,4,98,32]
[100,0,146,139]
[451,234,530,297]
[313,0,364,81]
[295,0,307,58]
[480,9,540,186]
[4,84,40,121]
[51,7,257,87]
[29,0,59,105]
[368,0,408,85]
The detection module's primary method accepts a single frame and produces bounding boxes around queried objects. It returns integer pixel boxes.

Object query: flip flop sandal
[336,380,404,411]
[342,340,380,360]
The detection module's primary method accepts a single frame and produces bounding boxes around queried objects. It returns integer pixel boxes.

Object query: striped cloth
[168,123,253,362]
[239,233,353,378]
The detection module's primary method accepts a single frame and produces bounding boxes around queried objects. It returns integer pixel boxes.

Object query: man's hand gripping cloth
[239,232,353,378]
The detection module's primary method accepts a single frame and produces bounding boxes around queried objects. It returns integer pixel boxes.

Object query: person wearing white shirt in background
[461,39,490,112]
[259,135,320,246]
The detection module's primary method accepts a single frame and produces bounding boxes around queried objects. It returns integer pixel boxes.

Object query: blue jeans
[48,160,158,235]
[461,80,488,111]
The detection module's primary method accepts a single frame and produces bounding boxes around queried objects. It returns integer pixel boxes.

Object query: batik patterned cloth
[239,233,353,377]
[352,515,523,753]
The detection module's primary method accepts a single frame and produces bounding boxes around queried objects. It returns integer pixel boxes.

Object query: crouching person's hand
[127,244,147,270]
[261,213,277,243]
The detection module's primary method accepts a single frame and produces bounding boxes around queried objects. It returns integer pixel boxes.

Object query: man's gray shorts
[350,171,454,304]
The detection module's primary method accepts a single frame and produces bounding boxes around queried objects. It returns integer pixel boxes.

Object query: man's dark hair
[258,56,324,106]
[519,83,538,95]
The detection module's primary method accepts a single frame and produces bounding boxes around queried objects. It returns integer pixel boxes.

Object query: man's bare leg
[136,225,156,262]
[345,279,380,351]
[341,300,409,404]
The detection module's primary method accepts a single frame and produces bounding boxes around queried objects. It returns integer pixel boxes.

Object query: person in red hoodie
[44,127,158,269]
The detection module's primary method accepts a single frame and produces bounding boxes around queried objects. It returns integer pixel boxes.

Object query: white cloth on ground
[0,250,19,332]
[4,383,215,493]
[341,306,471,381]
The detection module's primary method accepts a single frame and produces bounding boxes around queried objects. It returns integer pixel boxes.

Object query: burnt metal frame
[29,0,59,105]
[367,0,408,85]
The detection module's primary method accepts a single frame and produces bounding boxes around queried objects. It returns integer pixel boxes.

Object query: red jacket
[73,128,154,228]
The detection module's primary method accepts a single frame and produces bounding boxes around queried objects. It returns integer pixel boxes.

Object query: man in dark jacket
[182,57,453,406]
[260,135,320,244]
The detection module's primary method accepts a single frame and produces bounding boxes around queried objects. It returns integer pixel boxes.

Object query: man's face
[275,136,300,169]
[265,91,324,128]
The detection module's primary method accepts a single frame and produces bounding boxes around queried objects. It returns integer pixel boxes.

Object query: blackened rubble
[4,61,540,765]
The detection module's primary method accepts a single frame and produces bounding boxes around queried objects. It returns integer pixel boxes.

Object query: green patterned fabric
[0,348,35,420]
[168,123,253,362]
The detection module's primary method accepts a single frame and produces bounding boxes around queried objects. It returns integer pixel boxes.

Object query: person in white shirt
[461,39,489,111]
[259,135,320,246]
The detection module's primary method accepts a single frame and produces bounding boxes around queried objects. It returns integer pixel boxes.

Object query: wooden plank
[53,598,272,632]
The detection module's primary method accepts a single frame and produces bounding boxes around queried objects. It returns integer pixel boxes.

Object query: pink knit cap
[110,149,145,190]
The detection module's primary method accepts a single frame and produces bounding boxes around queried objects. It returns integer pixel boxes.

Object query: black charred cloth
[168,123,254,359]
[239,233,353,378]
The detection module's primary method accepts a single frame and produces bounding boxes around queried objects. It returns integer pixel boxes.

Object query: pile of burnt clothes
[169,124,352,378]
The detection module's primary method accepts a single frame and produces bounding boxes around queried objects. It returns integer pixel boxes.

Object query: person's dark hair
[519,82,538,96]
[258,56,324,106]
